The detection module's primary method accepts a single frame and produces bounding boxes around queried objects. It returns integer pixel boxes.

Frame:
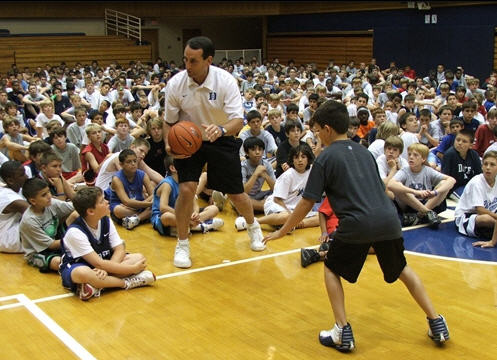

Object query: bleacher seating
[0,35,152,74]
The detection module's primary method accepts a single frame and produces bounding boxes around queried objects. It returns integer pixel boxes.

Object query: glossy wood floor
[1,202,497,359]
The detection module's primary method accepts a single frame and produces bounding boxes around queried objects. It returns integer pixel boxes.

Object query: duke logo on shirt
[208,92,217,100]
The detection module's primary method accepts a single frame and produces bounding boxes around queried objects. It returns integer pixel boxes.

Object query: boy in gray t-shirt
[19,178,75,272]
[389,143,455,228]
[264,101,450,352]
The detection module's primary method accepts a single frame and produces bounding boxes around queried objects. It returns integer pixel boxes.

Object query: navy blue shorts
[60,262,90,292]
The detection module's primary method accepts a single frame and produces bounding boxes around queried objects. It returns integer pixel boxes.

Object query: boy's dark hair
[450,117,464,127]
[312,100,349,134]
[438,105,453,116]
[0,160,23,181]
[243,136,265,154]
[404,94,415,103]
[456,128,475,143]
[245,71,253,78]
[284,119,303,134]
[286,103,299,114]
[73,186,103,218]
[186,36,215,59]
[28,140,51,157]
[398,112,415,129]
[118,148,136,163]
[74,106,86,116]
[246,110,262,123]
[129,102,142,112]
[88,109,101,120]
[22,178,49,202]
[308,93,319,102]
[455,85,466,93]
[357,93,369,103]
[40,151,62,166]
[288,143,314,170]
[419,108,431,118]
[51,127,67,138]
[461,101,476,111]
[255,93,266,101]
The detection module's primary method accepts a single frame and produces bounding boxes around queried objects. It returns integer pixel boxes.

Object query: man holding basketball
[163,36,266,268]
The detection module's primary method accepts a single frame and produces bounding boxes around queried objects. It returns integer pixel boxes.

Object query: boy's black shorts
[324,237,407,284]
[174,136,244,195]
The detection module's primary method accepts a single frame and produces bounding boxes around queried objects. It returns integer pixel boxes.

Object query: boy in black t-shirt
[264,100,449,352]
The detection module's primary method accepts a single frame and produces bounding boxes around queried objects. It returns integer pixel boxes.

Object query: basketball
[167,121,203,156]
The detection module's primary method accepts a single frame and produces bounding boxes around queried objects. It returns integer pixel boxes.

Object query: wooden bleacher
[0,35,152,74]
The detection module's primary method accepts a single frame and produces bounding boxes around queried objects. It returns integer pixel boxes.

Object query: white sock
[178,238,189,244]
[247,219,258,228]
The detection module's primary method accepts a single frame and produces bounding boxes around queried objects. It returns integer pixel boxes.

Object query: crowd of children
[1,55,497,307]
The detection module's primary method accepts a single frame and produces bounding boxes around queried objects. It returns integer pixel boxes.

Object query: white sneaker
[123,270,156,290]
[174,240,192,268]
[212,191,227,211]
[205,218,224,231]
[235,216,247,231]
[247,220,266,251]
[123,214,140,230]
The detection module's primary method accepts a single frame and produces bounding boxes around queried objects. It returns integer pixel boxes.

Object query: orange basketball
[167,121,203,156]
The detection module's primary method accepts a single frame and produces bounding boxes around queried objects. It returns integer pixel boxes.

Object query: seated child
[388,143,456,228]
[418,108,439,148]
[430,105,453,144]
[265,109,287,147]
[239,110,277,161]
[35,102,64,139]
[109,149,154,230]
[398,112,420,160]
[368,121,399,160]
[473,108,497,157]
[458,101,480,133]
[431,117,463,161]
[236,143,319,231]
[151,156,223,236]
[347,116,361,143]
[441,128,482,198]
[66,106,90,149]
[376,136,409,199]
[144,116,167,176]
[38,151,76,201]
[300,196,339,268]
[356,106,375,146]
[455,150,497,248]
[0,161,29,252]
[51,127,82,183]
[81,123,111,186]
[0,117,34,162]
[24,140,52,178]
[367,108,387,144]
[59,186,156,301]
[275,119,306,177]
[302,117,323,158]
[241,137,276,212]
[20,178,75,272]
[107,118,135,153]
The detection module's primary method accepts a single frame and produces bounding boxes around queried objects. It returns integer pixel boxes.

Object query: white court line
[0,242,495,313]
[16,294,97,360]
[156,247,303,280]
[0,294,22,302]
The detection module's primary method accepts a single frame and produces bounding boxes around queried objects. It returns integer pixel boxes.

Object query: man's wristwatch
[218,126,226,136]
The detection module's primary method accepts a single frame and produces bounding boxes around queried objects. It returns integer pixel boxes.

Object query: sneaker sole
[174,260,192,268]
[319,335,354,352]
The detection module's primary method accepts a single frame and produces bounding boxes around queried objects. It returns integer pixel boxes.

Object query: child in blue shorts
[151,156,223,236]
[60,186,155,301]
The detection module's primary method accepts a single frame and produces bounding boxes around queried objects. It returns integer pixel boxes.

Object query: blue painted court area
[403,221,497,263]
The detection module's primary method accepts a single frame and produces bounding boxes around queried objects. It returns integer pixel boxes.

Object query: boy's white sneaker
[123,214,140,230]
[235,216,247,231]
[174,240,192,268]
[123,270,156,290]
[247,220,266,251]
[77,283,101,301]
[191,218,224,233]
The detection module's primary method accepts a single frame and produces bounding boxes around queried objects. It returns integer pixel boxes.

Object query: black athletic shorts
[174,136,244,194]
[324,237,407,284]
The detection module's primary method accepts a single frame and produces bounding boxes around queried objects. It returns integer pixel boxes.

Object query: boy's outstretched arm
[263,197,314,243]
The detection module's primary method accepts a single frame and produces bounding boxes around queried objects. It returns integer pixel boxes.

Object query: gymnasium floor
[1,201,496,359]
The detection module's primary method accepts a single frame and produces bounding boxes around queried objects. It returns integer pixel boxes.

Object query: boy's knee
[71,266,93,283]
